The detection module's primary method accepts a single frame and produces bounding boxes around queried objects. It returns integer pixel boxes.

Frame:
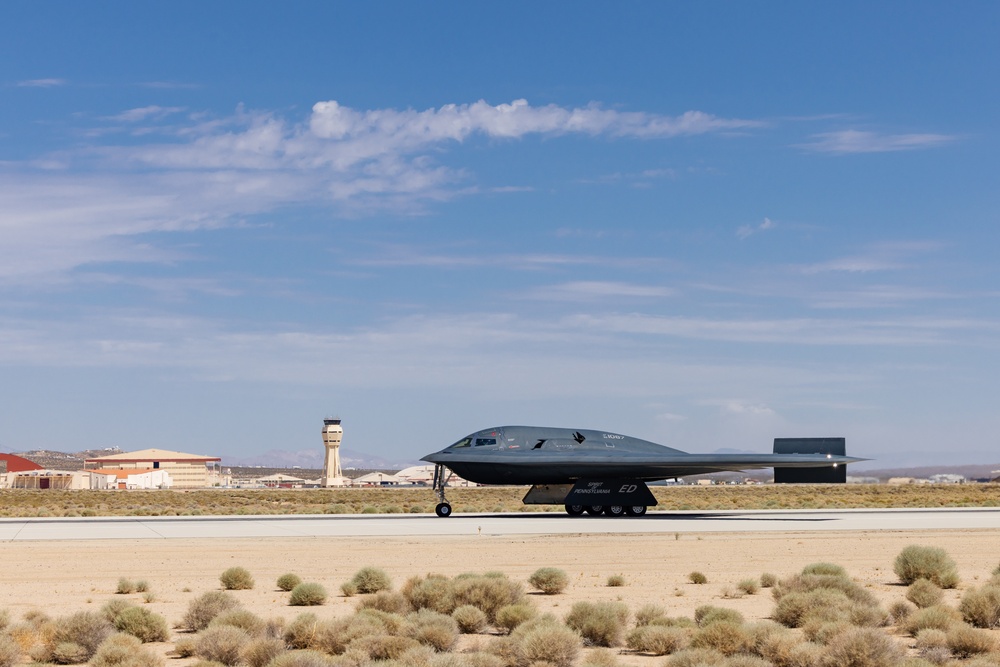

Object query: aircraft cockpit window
[474,438,497,447]
[449,438,472,449]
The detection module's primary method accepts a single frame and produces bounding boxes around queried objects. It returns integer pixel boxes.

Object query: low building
[85,448,222,489]
[88,468,172,490]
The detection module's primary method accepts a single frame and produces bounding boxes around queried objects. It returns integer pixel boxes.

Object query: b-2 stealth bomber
[422,425,864,517]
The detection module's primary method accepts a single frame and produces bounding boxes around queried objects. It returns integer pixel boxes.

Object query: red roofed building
[0,453,44,474]
[85,448,222,488]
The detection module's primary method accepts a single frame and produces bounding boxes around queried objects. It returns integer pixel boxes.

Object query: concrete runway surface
[2,507,999,541]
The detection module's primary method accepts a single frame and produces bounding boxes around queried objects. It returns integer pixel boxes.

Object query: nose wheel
[432,465,454,517]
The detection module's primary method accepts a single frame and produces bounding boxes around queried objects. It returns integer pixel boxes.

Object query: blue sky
[1,2,998,467]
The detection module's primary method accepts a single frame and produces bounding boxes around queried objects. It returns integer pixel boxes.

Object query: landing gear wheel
[565,504,585,516]
[585,506,604,516]
[435,503,452,518]
[605,505,626,517]
[625,505,648,517]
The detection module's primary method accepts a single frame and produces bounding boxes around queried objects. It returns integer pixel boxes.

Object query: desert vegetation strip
[1,483,1000,518]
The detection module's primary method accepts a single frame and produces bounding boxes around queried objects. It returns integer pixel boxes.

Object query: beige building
[85,448,221,489]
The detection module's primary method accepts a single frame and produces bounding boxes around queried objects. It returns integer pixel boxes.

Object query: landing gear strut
[432,464,453,517]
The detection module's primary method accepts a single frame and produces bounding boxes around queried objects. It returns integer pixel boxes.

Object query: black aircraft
[422,425,865,517]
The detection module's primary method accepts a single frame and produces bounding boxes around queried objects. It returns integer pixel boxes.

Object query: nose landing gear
[432,464,453,517]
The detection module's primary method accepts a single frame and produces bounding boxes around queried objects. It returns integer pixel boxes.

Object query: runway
[2,507,999,541]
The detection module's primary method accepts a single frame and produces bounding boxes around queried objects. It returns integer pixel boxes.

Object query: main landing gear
[564,504,649,517]
[432,464,453,517]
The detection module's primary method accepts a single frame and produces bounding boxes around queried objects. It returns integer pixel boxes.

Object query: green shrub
[340,581,358,597]
[50,610,114,662]
[737,578,760,595]
[403,574,456,614]
[277,573,302,592]
[946,623,997,657]
[894,545,959,588]
[404,609,459,651]
[495,604,536,633]
[52,642,90,664]
[453,574,525,623]
[357,590,409,615]
[116,578,136,595]
[311,615,385,655]
[220,566,255,591]
[694,606,743,628]
[606,575,625,587]
[625,625,690,655]
[689,571,708,584]
[90,632,165,667]
[240,637,285,667]
[195,625,250,666]
[802,619,852,645]
[183,591,241,631]
[819,627,904,667]
[802,563,847,577]
[906,579,944,609]
[101,598,137,624]
[350,634,421,660]
[209,609,265,635]
[452,605,487,634]
[528,568,569,595]
[113,606,169,642]
[290,583,328,606]
[511,621,580,667]
[634,604,667,627]
[356,609,405,635]
[349,567,392,594]
[903,605,963,636]
[958,584,1000,628]
[565,601,628,647]
[760,572,777,588]
[689,622,752,656]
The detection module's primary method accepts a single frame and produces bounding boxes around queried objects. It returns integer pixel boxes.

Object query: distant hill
[223,447,418,470]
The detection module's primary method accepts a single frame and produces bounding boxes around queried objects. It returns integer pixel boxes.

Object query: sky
[1,2,998,468]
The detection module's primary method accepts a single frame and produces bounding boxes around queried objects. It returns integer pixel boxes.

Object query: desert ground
[2,528,999,664]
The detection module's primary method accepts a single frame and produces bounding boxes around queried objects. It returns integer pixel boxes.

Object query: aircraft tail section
[773,437,848,483]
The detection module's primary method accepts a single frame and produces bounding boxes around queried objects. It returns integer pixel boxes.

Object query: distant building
[929,473,965,484]
[85,448,222,488]
[87,468,172,490]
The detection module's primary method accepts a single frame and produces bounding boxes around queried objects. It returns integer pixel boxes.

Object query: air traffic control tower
[322,418,347,487]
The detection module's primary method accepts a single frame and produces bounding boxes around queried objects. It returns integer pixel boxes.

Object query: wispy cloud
[526,281,674,301]
[799,241,941,274]
[17,78,67,88]
[737,217,776,240]
[799,129,954,154]
[107,106,186,122]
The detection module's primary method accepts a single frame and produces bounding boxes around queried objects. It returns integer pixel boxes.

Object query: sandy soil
[2,529,999,664]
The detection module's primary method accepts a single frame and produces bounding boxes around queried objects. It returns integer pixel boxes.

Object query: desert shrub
[405,609,459,651]
[220,567,255,591]
[350,635,421,660]
[689,622,752,656]
[453,574,525,623]
[283,613,319,650]
[689,571,708,585]
[528,568,568,595]
[357,609,405,635]
[311,615,386,655]
[340,581,358,597]
[802,563,847,577]
[50,610,114,662]
[958,584,1000,628]
[452,605,487,633]
[174,636,199,657]
[90,632,164,667]
[634,604,668,627]
[606,575,625,587]
[625,625,690,655]
[946,623,997,657]
[357,590,410,615]
[665,647,726,666]
[101,598,137,623]
[907,579,944,609]
[349,567,392,594]
[773,588,852,628]
[267,649,337,667]
[0,636,19,667]
[772,572,878,607]
[802,619,852,645]
[726,657,773,667]
[694,606,743,628]
[512,622,580,667]
[495,604,536,634]
[240,637,285,667]
[820,626,904,667]
[135,580,149,593]
[278,573,303,592]
[290,583,328,606]
[565,601,628,647]
[889,600,916,624]
[756,631,820,667]
[113,606,169,642]
[894,545,959,588]
[581,648,622,667]
[183,591,241,631]
[737,578,760,595]
[116,578,136,594]
[210,609,265,635]
[915,628,948,649]
[904,605,963,636]
[403,575,457,614]
[195,625,250,666]
[760,572,777,588]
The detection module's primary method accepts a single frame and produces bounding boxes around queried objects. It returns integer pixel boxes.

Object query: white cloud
[108,106,186,122]
[799,129,954,154]
[737,217,776,240]
[526,281,674,301]
[17,78,67,87]
[799,241,941,274]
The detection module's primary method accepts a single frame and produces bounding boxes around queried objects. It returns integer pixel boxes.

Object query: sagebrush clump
[183,591,241,631]
[689,571,708,585]
[277,573,302,592]
[565,601,629,647]
[289,582,328,606]
[348,567,393,594]
[528,567,569,595]
[894,545,960,588]
[220,566,255,591]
